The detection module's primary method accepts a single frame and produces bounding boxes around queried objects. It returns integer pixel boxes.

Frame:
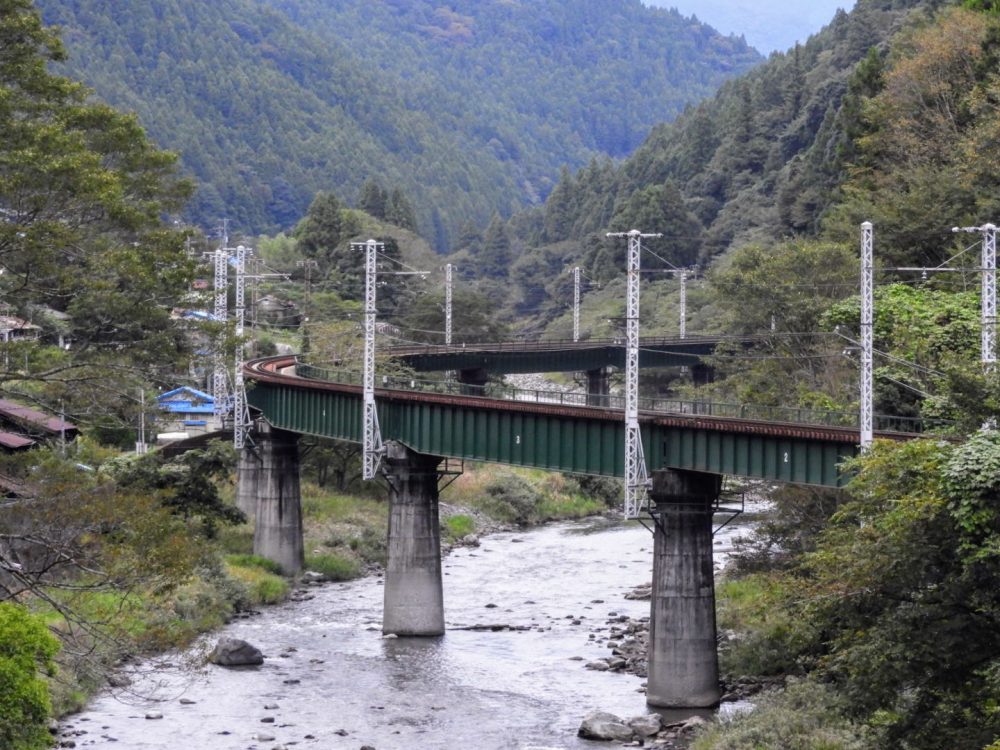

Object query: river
[64,514,748,749]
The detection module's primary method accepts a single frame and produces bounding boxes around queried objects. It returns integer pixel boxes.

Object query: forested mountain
[34,0,760,248]
[504,0,937,305]
[645,0,849,54]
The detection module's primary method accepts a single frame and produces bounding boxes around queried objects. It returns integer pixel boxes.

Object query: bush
[346,526,387,565]
[0,603,60,750]
[480,473,541,525]
[305,553,360,581]
[224,554,284,575]
[691,679,870,750]
[225,564,290,606]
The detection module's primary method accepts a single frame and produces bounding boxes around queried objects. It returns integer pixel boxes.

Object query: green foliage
[443,514,475,542]
[0,603,59,750]
[304,553,359,582]
[35,0,759,245]
[692,679,871,750]
[224,554,283,576]
[225,563,289,605]
[108,440,243,536]
[0,0,194,430]
[719,437,1000,749]
[479,473,542,526]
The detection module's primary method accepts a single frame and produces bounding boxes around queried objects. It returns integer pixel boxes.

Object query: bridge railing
[293,362,928,434]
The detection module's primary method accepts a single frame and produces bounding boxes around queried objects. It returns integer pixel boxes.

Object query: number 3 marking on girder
[783,452,789,463]
[515,435,521,445]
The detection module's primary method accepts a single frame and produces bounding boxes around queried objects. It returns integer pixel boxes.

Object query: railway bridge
[240,350,922,709]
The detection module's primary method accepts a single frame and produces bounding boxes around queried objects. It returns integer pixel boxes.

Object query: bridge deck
[246,356,913,488]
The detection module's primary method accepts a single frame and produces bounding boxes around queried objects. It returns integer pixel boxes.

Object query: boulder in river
[628,713,662,738]
[208,637,264,667]
[578,710,635,742]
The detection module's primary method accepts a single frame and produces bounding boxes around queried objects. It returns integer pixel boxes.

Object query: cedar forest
[3,0,1000,748]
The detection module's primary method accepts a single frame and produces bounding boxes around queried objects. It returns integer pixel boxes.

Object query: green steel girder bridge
[246,355,919,488]
[389,335,748,374]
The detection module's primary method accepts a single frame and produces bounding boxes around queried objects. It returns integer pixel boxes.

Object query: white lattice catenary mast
[607,229,662,518]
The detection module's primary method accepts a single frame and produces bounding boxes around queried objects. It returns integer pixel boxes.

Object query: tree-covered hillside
[34,0,760,248]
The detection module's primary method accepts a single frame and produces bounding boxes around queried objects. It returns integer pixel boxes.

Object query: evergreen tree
[385,187,418,231]
[296,191,344,271]
[480,213,513,279]
[358,178,388,220]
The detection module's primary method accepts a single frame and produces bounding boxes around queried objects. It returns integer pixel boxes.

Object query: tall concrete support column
[252,422,304,575]
[647,469,722,708]
[235,442,261,517]
[586,367,611,407]
[383,441,444,636]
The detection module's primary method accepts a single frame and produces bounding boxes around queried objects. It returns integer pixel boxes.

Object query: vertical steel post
[983,224,997,371]
[445,263,453,347]
[679,271,688,340]
[860,222,873,449]
[359,239,384,479]
[573,266,581,343]
[608,230,661,518]
[212,247,229,421]
[233,245,250,449]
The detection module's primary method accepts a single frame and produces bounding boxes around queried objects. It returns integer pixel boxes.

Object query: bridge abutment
[647,469,721,708]
[383,441,445,636]
[251,422,304,575]
[585,367,611,407]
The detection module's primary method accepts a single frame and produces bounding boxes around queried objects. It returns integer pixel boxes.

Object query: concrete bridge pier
[585,367,611,407]
[235,441,261,518]
[646,469,722,708]
[383,441,445,636]
[250,421,304,575]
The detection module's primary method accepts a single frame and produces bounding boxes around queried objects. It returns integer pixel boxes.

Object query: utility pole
[954,223,998,370]
[573,266,581,343]
[203,245,230,424]
[860,222,873,450]
[679,270,688,340]
[296,259,319,351]
[358,239,385,480]
[445,263,453,346]
[607,229,662,519]
[233,245,251,450]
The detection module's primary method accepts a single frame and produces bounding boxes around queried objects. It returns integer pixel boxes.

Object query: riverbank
[47,463,617,721]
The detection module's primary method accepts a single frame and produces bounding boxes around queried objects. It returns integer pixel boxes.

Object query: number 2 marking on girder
[783,452,789,463]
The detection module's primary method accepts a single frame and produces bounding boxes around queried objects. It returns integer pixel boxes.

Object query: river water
[65,515,747,750]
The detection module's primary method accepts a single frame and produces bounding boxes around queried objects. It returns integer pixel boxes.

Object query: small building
[157,386,217,435]
[0,315,41,343]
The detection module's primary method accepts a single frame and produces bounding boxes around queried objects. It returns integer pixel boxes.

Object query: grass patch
[224,553,283,575]
[717,573,800,677]
[443,514,475,541]
[225,563,290,605]
[304,553,360,581]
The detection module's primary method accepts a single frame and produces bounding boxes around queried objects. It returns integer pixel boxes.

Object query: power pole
[679,270,688,340]
[202,245,230,424]
[233,245,252,449]
[445,263,454,346]
[573,266,581,343]
[607,229,662,519]
[357,239,385,480]
[954,223,998,370]
[860,222,873,450]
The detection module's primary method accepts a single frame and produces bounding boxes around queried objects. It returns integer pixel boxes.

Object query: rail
[294,361,928,434]
[388,333,754,357]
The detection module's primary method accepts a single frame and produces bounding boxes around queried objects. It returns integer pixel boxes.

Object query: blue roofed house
[157,387,217,436]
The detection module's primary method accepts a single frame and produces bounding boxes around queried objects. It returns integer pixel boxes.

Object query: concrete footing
[382,441,445,636]
[251,422,304,575]
[646,469,722,708]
